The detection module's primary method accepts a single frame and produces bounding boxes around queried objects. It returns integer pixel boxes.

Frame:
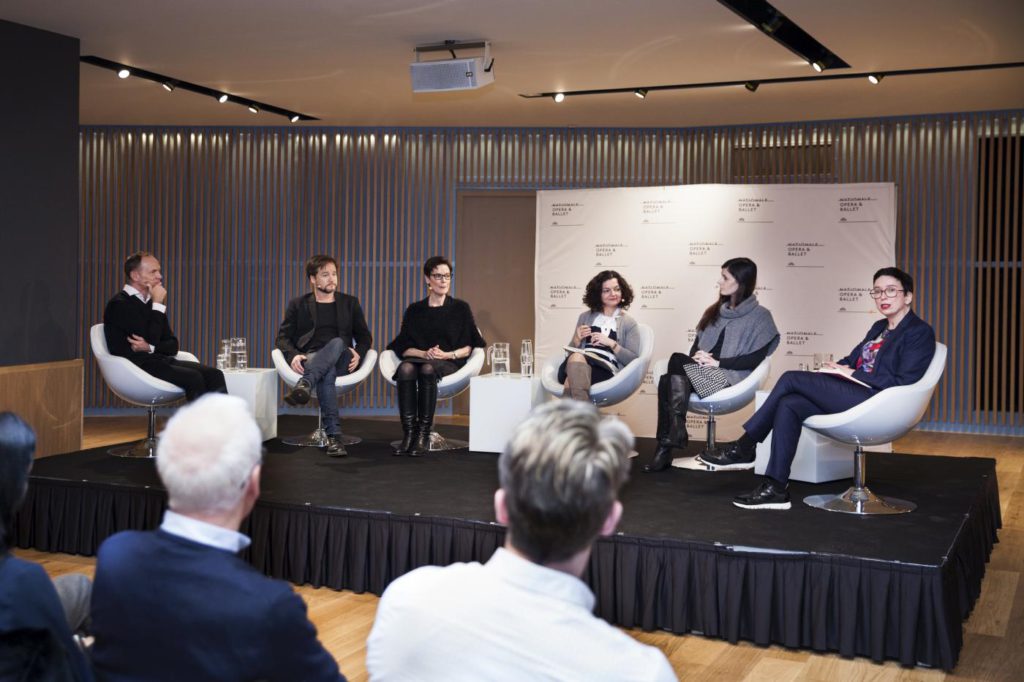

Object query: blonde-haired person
[367,400,676,681]
[90,395,345,682]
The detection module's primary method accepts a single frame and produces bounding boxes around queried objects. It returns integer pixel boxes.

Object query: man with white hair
[366,400,677,681]
[89,394,345,682]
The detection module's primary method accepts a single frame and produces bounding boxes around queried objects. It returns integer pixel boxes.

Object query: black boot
[395,380,418,455]
[411,375,438,456]
[644,374,690,473]
[283,378,311,406]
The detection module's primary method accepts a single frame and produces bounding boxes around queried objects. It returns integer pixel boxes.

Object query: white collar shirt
[159,509,251,554]
[123,284,166,314]
[366,547,676,681]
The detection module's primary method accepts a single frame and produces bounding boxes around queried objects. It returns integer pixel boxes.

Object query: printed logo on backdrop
[688,240,725,266]
[638,284,676,310]
[736,196,775,223]
[837,286,875,313]
[784,330,824,358]
[546,284,582,309]
[785,241,826,268]
[594,243,628,268]
[545,200,587,227]
[639,198,681,225]
[837,195,879,224]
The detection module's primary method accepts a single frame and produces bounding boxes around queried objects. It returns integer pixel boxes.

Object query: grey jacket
[569,310,641,366]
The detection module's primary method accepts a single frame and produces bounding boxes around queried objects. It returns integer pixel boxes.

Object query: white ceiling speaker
[410,40,494,93]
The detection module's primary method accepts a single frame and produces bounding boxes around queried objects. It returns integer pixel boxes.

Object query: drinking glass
[231,337,248,371]
[813,353,824,370]
[220,339,233,370]
[520,339,534,378]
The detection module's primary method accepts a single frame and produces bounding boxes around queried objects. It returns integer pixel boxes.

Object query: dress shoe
[700,440,756,471]
[325,435,347,458]
[733,479,791,510]
[283,379,312,406]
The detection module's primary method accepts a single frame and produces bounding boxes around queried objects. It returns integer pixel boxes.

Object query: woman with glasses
[558,270,642,401]
[704,267,936,511]
[644,257,780,473]
[387,256,486,455]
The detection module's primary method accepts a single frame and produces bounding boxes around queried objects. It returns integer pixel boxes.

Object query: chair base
[804,486,915,515]
[282,428,362,447]
[389,432,469,452]
[109,437,159,459]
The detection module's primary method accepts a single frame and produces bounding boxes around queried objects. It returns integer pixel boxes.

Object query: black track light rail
[520,61,1024,100]
[80,56,318,122]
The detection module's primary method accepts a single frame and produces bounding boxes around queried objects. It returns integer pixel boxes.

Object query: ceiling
[2,0,1023,128]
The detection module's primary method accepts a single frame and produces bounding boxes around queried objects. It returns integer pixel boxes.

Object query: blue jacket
[90,530,345,682]
[838,310,936,391]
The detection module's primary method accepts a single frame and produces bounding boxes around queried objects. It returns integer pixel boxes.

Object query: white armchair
[652,356,772,467]
[272,347,379,446]
[801,342,948,515]
[90,323,199,458]
[540,323,656,407]
[379,347,486,450]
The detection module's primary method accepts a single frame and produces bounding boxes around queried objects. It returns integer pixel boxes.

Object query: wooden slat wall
[80,112,1024,433]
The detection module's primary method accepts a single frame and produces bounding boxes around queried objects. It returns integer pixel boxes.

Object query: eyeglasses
[869,286,905,299]
[430,273,453,281]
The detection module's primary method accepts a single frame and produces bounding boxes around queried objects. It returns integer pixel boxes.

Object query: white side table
[469,373,547,453]
[224,368,278,441]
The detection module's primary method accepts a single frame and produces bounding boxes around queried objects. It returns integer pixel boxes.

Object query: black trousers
[141,358,227,402]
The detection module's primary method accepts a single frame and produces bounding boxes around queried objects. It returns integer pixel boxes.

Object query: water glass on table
[520,339,534,378]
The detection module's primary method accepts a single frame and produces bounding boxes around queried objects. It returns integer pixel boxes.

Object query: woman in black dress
[387,256,485,455]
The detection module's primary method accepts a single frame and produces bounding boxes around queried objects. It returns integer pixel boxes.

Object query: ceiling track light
[521,61,1024,102]
[810,60,826,73]
[867,73,884,85]
[634,88,648,99]
[80,55,317,122]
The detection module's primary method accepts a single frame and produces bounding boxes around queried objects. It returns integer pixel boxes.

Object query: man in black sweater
[275,255,372,457]
[103,252,226,401]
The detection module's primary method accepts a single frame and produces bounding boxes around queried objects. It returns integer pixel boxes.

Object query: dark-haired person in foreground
[366,400,677,681]
[90,395,345,681]
[103,251,226,401]
[707,267,936,510]
[386,256,485,455]
[644,257,779,472]
[558,269,643,401]
[276,254,373,457]
[0,412,93,681]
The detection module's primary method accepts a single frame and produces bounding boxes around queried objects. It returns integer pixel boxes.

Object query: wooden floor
[17,418,1024,681]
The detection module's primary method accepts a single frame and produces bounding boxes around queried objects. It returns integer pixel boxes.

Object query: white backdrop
[535,183,896,438]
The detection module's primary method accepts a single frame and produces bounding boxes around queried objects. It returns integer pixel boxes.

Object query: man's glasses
[869,286,905,299]
[430,273,453,281]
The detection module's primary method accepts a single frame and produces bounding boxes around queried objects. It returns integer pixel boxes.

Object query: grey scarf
[696,295,779,385]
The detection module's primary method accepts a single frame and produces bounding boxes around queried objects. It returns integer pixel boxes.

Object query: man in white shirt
[102,251,225,401]
[89,394,345,681]
[366,400,677,681]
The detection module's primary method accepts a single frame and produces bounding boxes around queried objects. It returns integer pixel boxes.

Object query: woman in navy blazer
[701,267,936,510]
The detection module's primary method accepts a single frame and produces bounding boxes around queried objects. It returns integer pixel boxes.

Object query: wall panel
[81,112,1024,433]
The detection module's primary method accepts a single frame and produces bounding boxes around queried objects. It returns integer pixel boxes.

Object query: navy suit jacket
[90,530,345,682]
[838,310,936,391]
[0,553,93,681]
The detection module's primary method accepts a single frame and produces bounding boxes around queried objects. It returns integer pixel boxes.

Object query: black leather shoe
[283,379,312,406]
[733,479,791,510]
[409,430,431,457]
[643,443,676,473]
[700,441,755,471]
[325,435,347,458]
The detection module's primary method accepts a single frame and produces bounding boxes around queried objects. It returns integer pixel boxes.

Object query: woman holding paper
[644,257,780,473]
[558,270,642,401]
[708,267,936,510]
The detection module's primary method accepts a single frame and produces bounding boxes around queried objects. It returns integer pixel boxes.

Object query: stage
[13,416,1000,671]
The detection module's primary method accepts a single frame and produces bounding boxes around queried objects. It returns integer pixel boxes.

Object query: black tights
[396,361,441,383]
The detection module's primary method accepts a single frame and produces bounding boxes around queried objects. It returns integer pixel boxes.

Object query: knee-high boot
[564,362,592,402]
[395,379,418,455]
[411,375,438,456]
[644,374,691,472]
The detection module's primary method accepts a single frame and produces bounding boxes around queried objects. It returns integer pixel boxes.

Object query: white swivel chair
[540,323,656,408]
[272,347,378,447]
[379,348,486,450]
[652,356,772,466]
[90,323,199,459]
[801,342,948,515]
